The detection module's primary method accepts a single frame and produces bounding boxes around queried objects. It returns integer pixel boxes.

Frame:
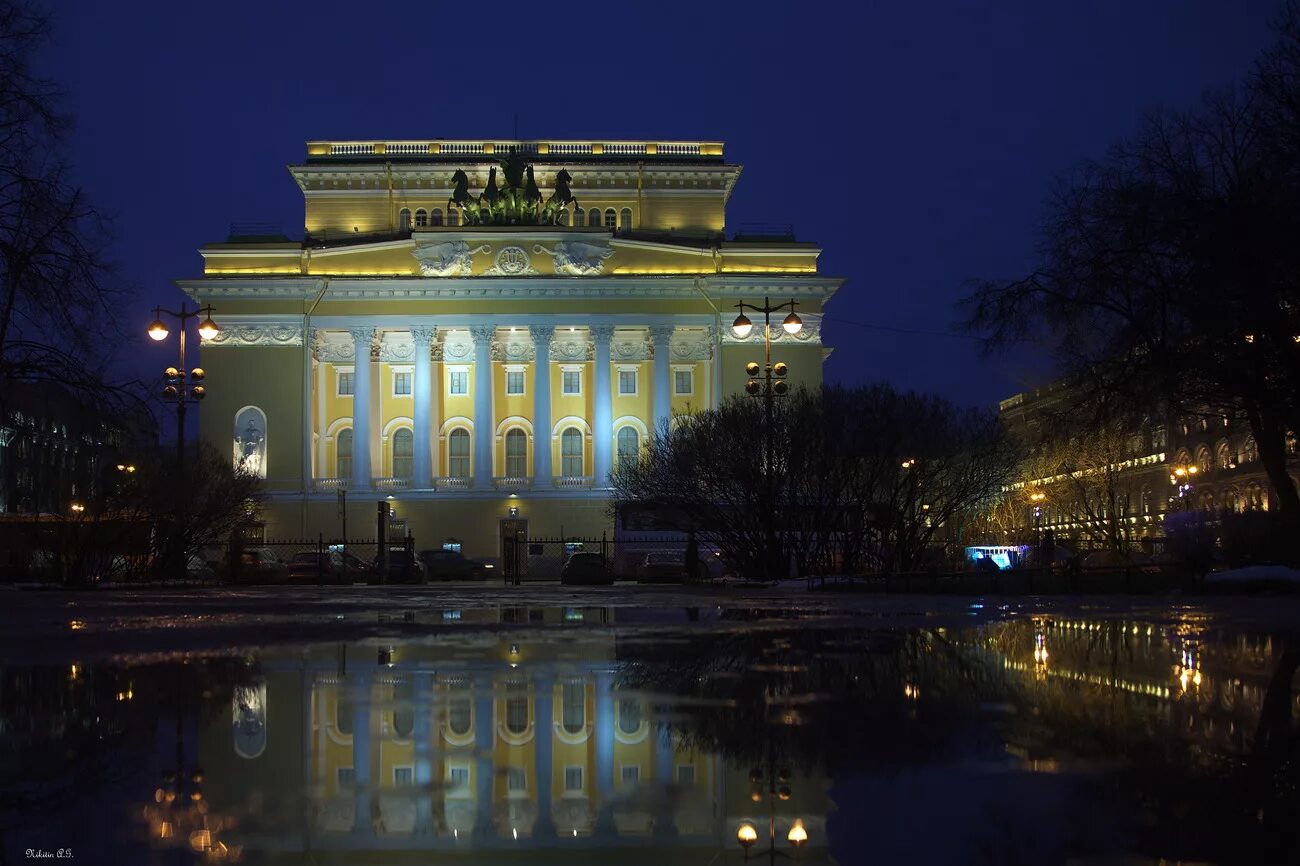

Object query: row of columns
[331,324,682,490]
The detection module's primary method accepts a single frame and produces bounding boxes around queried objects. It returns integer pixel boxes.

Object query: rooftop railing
[305,139,724,160]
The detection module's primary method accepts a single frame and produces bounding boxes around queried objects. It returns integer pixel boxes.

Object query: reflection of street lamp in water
[736,764,809,863]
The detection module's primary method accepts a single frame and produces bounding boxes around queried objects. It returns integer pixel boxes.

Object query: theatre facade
[181,139,841,555]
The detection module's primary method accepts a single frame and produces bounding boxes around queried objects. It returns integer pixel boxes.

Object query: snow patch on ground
[1206,566,1300,584]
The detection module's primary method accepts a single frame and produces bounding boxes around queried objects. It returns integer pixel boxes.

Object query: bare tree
[962,13,1300,517]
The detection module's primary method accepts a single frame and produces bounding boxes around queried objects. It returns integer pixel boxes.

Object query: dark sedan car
[561,552,613,586]
[381,551,426,584]
[287,551,348,584]
[418,549,489,580]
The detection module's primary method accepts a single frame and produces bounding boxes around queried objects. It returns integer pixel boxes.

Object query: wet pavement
[1,587,1298,864]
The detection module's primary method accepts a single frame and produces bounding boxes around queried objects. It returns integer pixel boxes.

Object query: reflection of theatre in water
[200,608,831,862]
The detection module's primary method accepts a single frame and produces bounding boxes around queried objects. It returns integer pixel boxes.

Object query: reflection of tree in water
[618,618,1300,863]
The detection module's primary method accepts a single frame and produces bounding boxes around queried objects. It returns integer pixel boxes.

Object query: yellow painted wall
[198,345,305,491]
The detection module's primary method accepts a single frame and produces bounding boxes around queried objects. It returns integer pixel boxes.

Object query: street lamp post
[1169,464,1198,510]
[148,304,219,471]
[736,763,809,864]
[732,298,802,580]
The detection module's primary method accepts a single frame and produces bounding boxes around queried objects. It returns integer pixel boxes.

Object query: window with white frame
[618,369,637,395]
[431,208,443,226]
[399,208,411,230]
[620,765,640,786]
[447,429,470,478]
[336,429,353,479]
[564,766,584,792]
[561,428,583,476]
[392,429,413,478]
[337,371,355,396]
[588,208,602,227]
[573,207,585,225]
[447,764,469,792]
[414,208,428,227]
[604,208,617,228]
[506,370,525,395]
[505,429,527,477]
[674,369,693,395]
[505,682,529,734]
[616,427,639,469]
[337,767,356,787]
[562,681,585,733]
[448,370,468,395]
[619,208,632,230]
[393,371,411,396]
[447,208,460,227]
[394,766,414,786]
[562,369,581,395]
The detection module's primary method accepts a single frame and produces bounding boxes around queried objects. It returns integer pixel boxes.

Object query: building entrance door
[500,519,528,583]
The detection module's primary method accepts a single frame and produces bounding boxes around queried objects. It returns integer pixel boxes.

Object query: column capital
[590,324,616,343]
[648,325,675,344]
[528,325,556,348]
[410,326,436,345]
[469,324,496,346]
[348,326,376,346]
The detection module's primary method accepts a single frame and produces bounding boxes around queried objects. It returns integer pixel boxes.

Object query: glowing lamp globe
[737,823,758,850]
[787,819,808,847]
[198,317,220,340]
[732,314,753,339]
[147,318,169,341]
[782,311,803,335]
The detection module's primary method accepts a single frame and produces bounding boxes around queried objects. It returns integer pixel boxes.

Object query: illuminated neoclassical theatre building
[182,138,841,551]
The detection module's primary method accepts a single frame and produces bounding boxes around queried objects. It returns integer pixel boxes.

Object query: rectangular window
[620,765,640,786]
[447,765,469,791]
[506,370,525,395]
[565,766,584,791]
[507,767,527,792]
[337,767,356,786]
[449,371,468,395]
[674,369,693,395]
[393,371,411,396]
[394,767,413,786]
[338,371,355,396]
[562,370,581,395]
[618,370,637,395]
[677,765,695,786]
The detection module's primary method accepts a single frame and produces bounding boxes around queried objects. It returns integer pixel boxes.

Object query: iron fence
[502,534,718,584]
[215,535,413,585]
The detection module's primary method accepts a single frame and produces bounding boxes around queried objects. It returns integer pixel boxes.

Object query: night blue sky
[41,0,1278,408]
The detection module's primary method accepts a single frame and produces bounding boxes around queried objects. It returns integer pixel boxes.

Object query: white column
[649,325,674,432]
[591,325,615,485]
[350,327,374,489]
[707,325,720,409]
[530,325,555,487]
[469,325,496,489]
[314,333,328,477]
[411,327,435,488]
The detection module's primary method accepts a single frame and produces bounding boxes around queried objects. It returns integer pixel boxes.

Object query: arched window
[604,208,617,228]
[619,208,632,230]
[616,426,639,469]
[447,683,472,736]
[337,428,353,479]
[392,428,413,478]
[618,699,642,734]
[399,208,411,230]
[414,208,428,227]
[505,428,527,477]
[558,209,570,226]
[392,681,414,738]
[233,406,268,479]
[1216,441,1232,470]
[561,428,583,476]
[446,208,459,227]
[573,207,584,226]
[448,429,470,478]
[562,682,585,734]
[430,208,443,226]
[588,208,601,227]
[505,682,529,735]
[1241,436,1258,464]
[1195,445,1212,474]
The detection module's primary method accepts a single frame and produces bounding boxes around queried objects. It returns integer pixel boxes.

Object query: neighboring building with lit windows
[1167,413,1296,513]
[181,138,840,555]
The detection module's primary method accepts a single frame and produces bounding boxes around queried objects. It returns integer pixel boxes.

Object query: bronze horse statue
[542,168,579,225]
[448,169,482,224]
[524,165,543,214]
[478,166,500,223]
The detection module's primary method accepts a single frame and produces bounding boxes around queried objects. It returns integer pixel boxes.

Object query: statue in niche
[234,416,267,478]
[533,240,615,276]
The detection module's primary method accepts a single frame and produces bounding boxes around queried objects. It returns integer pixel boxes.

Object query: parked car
[380,550,426,584]
[562,552,613,586]
[419,549,489,580]
[186,555,217,582]
[286,551,348,584]
[234,547,288,584]
[639,551,688,583]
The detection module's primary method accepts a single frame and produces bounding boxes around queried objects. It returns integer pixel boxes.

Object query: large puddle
[1,598,1298,864]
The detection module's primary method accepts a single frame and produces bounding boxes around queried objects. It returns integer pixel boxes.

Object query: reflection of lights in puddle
[903,683,919,700]
[69,620,86,630]
[512,827,518,840]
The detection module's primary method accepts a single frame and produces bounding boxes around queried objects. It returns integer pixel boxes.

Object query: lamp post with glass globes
[735,764,809,864]
[147,305,219,472]
[1169,463,1198,511]
[732,298,802,580]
